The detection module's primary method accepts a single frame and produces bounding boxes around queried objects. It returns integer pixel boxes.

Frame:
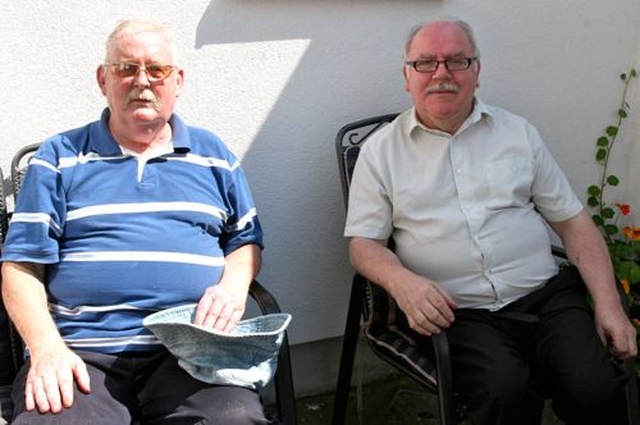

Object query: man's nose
[133,67,151,86]
[432,62,452,78]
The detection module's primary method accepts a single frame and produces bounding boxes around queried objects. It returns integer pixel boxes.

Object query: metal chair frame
[332,114,456,425]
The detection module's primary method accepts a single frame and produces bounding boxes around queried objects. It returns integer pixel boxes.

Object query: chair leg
[248,281,297,424]
[624,358,640,425]
[275,333,297,425]
[432,332,456,425]
[331,275,365,425]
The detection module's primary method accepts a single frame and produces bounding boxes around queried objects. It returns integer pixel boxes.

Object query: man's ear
[175,68,185,97]
[96,65,107,96]
[402,65,410,93]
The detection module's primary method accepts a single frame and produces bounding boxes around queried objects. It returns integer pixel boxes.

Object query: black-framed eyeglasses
[405,57,477,73]
[104,62,177,82]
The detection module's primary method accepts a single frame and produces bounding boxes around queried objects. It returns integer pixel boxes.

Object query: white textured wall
[1,0,639,345]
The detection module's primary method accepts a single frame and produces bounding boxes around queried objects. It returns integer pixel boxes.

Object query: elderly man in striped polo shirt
[1,20,273,424]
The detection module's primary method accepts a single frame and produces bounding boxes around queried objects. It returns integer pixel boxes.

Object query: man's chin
[128,108,163,123]
[128,103,159,113]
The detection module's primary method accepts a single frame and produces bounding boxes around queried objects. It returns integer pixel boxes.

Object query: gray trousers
[10,349,276,424]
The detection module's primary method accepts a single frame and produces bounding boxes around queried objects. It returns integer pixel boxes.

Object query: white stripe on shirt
[51,303,144,317]
[67,202,227,222]
[10,212,63,236]
[61,251,225,266]
[169,154,239,171]
[64,334,159,348]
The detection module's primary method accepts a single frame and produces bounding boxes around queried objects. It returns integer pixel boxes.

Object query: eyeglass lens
[109,63,175,81]
[409,58,474,73]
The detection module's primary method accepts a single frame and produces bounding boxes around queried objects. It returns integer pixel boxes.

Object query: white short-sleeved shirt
[344,100,583,310]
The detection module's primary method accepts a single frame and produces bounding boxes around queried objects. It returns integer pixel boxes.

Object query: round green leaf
[606,175,620,186]
[592,215,605,225]
[587,185,601,196]
[605,224,619,235]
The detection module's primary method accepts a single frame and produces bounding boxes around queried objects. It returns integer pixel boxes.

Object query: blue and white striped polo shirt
[1,109,263,353]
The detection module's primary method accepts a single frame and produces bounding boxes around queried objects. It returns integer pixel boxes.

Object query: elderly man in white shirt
[345,17,636,425]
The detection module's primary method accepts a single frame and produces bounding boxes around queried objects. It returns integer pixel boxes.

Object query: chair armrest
[551,245,567,259]
[247,279,297,424]
[249,279,281,315]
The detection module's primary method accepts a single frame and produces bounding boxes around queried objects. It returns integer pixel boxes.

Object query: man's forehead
[410,24,473,56]
[108,31,172,59]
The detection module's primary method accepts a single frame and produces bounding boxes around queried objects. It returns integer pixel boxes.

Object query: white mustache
[126,89,160,109]
[424,83,460,94]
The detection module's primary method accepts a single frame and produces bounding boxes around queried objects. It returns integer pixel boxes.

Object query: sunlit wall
[1,0,639,345]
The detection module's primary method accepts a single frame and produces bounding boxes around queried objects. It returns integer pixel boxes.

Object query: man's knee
[551,368,628,424]
[200,396,268,424]
[462,367,545,425]
[164,386,271,425]
[482,367,539,406]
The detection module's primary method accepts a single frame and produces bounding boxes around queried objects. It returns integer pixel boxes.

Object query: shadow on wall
[194,0,437,343]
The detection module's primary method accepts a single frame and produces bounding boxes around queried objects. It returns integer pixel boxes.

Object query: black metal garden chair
[332,113,457,425]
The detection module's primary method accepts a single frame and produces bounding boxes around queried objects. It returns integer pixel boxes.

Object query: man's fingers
[73,360,92,394]
[24,381,36,411]
[194,292,214,325]
[211,303,236,332]
[196,286,245,332]
[56,367,76,409]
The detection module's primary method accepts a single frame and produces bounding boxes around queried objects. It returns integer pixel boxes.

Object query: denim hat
[143,304,291,389]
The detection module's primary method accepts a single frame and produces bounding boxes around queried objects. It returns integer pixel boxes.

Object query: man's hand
[594,304,638,359]
[388,274,458,336]
[349,237,457,336]
[25,345,90,413]
[194,284,246,333]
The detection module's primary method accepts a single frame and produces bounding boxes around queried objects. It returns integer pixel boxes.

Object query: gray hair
[104,20,178,64]
[403,18,480,60]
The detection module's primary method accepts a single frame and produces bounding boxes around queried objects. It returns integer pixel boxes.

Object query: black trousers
[11,349,276,424]
[447,266,629,425]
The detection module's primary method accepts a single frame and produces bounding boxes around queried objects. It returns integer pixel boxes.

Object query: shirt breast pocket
[483,157,533,208]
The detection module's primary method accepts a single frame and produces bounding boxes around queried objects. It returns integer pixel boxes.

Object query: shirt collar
[89,108,192,155]
[408,97,494,138]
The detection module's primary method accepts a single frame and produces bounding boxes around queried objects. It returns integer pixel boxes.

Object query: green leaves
[602,207,616,219]
[609,240,640,283]
[607,175,620,186]
[605,224,619,235]
[587,67,637,246]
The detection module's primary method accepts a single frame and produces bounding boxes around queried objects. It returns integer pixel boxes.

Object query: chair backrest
[0,168,9,247]
[0,166,18,392]
[11,142,41,200]
[333,113,446,401]
[0,144,41,390]
[335,113,398,207]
